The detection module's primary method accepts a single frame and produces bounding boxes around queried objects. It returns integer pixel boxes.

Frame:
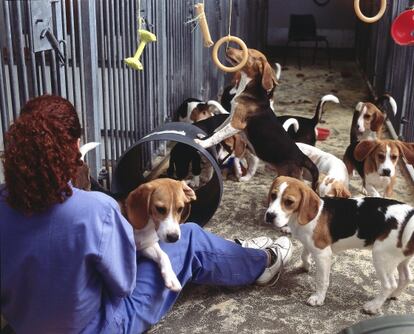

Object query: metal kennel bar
[355,0,414,142]
[0,0,268,185]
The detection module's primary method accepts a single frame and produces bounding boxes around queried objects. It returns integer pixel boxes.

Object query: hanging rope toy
[194,3,214,47]
[124,29,157,71]
[354,0,387,23]
[211,0,248,73]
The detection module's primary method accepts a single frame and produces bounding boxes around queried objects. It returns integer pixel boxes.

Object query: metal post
[80,0,101,178]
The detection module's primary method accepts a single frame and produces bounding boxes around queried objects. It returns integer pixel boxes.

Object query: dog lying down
[122,178,197,291]
[265,176,414,315]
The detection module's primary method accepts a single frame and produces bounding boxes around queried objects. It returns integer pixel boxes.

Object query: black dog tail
[312,94,340,125]
[303,157,320,191]
[375,93,397,117]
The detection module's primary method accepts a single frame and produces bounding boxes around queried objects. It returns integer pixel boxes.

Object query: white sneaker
[234,236,274,249]
[256,236,293,286]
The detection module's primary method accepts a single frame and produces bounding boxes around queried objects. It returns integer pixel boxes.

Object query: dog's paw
[238,174,253,182]
[163,272,182,292]
[306,294,325,306]
[362,300,383,315]
[281,226,291,234]
[300,262,311,273]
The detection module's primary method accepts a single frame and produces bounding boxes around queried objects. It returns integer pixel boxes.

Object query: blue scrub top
[0,185,137,333]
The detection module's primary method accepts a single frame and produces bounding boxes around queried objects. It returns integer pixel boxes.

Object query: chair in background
[284,14,331,69]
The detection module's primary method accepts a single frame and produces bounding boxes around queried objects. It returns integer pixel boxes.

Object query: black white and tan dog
[343,139,414,197]
[278,94,339,146]
[195,48,319,190]
[167,114,229,187]
[265,176,414,315]
[350,94,397,144]
[174,98,228,123]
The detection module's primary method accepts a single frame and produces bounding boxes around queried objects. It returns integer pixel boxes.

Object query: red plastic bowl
[391,8,414,46]
[316,127,330,141]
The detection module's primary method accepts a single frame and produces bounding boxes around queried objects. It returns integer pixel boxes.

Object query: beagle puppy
[176,98,228,123]
[265,176,414,315]
[343,139,414,197]
[124,178,196,291]
[350,94,397,143]
[220,133,259,182]
[278,94,339,146]
[195,48,319,190]
[296,143,351,198]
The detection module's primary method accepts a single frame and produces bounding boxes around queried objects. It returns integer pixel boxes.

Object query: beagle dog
[219,133,259,182]
[221,62,282,113]
[167,114,229,187]
[175,98,228,123]
[123,178,197,291]
[195,48,319,190]
[278,94,339,146]
[265,176,414,315]
[296,143,351,198]
[343,139,414,197]
[350,94,397,143]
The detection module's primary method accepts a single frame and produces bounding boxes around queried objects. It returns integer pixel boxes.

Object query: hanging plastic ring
[354,0,387,23]
[212,35,248,73]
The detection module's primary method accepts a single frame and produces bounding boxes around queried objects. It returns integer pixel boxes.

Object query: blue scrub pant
[117,223,267,333]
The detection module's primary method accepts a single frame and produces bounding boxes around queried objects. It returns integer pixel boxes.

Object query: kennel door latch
[29,0,66,64]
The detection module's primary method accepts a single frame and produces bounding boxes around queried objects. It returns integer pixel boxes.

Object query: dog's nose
[166,233,179,243]
[382,168,391,176]
[265,212,276,223]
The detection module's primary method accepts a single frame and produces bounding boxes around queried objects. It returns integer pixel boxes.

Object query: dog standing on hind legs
[265,176,414,314]
[195,48,319,190]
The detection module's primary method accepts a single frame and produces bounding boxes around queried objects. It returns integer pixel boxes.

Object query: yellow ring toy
[212,36,248,73]
[354,0,387,23]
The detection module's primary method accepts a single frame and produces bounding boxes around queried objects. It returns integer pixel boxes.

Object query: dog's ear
[298,185,320,225]
[261,61,276,92]
[180,203,191,224]
[396,141,414,164]
[179,181,196,224]
[233,135,247,157]
[354,140,378,161]
[181,180,196,202]
[370,110,385,132]
[125,182,155,229]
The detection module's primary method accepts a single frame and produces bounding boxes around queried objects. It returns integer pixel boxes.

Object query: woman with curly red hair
[0,95,292,334]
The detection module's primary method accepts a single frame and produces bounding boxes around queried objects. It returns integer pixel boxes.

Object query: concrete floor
[149,58,414,333]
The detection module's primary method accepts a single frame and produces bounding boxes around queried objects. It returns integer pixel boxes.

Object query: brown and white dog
[343,139,414,197]
[265,176,414,314]
[219,133,259,182]
[296,143,351,198]
[123,178,196,291]
[350,94,397,143]
[195,48,319,190]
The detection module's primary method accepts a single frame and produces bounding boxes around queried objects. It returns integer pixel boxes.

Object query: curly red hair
[3,95,82,214]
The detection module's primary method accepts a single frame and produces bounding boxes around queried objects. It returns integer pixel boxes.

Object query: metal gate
[355,0,414,142]
[0,0,268,184]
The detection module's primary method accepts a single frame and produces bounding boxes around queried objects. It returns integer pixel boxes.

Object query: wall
[267,0,356,48]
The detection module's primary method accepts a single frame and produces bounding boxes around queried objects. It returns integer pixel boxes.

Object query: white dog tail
[207,100,229,114]
[283,118,299,133]
[80,142,100,161]
[313,94,340,124]
[274,62,282,81]
[376,94,398,116]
